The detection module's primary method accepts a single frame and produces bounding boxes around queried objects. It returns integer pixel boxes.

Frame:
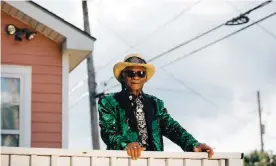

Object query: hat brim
[113,62,155,82]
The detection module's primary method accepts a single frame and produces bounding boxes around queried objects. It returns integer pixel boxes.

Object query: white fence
[1,147,243,166]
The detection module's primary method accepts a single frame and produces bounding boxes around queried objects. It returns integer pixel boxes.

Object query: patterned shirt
[128,92,149,149]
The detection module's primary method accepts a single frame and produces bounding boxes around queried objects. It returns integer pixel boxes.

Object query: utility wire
[71,0,273,93]
[70,1,275,110]
[70,0,203,93]
[225,0,276,41]
[96,19,136,49]
[161,68,219,109]
[157,12,276,109]
[95,0,203,73]
[106,2,274,91]
[71,0,272,94]
[105,0,271,89]
[69,85,192,109]
[98,0,272,72]
[146,86,191,93]
[147,24,224,62]
[148,0,272,62]
[160,11,276,68]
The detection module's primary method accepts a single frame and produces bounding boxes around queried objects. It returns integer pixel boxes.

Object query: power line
[161,68,219,109]
[106,12,276,92]
[104,1,273,91]
[69,0,203,93]
[146,86,191,94]
[69,85,192,110]
[95,0,203,73]
[97,0,272,72]
[142,0,203,39]
[105,68,220,109]
[96,19,136,49]
[70,1,275,111]
[70,0,273,93]
[149,0,272,63]
[147,24,224,62]
[225,0,276,41]
[71,0,272,94]
[160,11,276,68]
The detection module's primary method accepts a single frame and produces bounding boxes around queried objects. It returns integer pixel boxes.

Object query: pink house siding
[1,11,62,148]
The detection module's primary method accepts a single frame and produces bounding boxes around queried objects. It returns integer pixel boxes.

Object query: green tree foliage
[244,150,276,166]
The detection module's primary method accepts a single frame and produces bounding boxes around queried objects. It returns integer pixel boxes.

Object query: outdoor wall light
[6,24,37,41]
[14,28,25,41]
[6,24,16,35]
[24,28,37,40]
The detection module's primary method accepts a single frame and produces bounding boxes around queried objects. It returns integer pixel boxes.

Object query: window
[1,65,31,147]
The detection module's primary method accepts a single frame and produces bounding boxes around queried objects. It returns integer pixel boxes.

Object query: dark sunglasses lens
[137,71,146,77]
[126,70,146,78]
[126,71,135,77]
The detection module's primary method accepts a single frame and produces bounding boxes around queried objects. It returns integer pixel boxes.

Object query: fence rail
[1,147,243,166]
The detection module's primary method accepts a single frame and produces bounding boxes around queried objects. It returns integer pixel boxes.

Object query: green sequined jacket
[97,90,200,151]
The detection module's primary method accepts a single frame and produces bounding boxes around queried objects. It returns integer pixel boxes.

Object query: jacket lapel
[143,96,155,150]
[114,91,156,151]
[114,91,138,132]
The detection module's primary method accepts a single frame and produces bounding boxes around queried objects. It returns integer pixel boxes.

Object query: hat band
[124,56,146,64]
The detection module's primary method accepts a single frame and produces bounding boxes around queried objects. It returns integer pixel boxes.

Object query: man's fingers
[126,142,145,160]
[131,149,135,160]
[206,145,214,154]
[136,147,145,159]
[208,151,213,158]
[205,145,214,158]
[137,147,142,158]
[127,143,135,159]
[127,148,131,156]
[193,143,215,159]
[193,147,201,152]
[134,147,139,159]
[129,143,139,160]
[135,143,141,159]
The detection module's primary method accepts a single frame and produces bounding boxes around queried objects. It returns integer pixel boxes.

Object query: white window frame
[1,65,32,147]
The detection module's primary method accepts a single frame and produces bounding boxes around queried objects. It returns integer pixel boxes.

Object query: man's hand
[125,142,145,160]
[193,143,214,158]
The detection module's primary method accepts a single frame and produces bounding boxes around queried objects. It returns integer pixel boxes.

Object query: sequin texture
[98,92,200,151]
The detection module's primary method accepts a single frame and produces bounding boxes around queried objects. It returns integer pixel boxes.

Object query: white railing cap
[0,147,243,159]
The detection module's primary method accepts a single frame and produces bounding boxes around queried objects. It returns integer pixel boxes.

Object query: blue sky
[34,0,276,153]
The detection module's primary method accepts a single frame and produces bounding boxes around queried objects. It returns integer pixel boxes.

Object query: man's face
[123,66,147,91]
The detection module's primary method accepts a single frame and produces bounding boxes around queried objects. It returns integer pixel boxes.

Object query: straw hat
[113,53,155,82]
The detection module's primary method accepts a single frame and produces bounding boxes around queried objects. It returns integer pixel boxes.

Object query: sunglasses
[125,70,146,78]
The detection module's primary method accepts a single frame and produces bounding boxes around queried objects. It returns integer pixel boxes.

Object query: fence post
[226,159,243,166]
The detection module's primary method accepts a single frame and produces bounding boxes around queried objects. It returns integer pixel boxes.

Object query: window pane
[1,77,20,130]
[1,134,19,147]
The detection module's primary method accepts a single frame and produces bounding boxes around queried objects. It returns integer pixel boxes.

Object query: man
[97,53,214,160]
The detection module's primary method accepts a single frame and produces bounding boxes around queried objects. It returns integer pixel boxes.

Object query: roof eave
[4,1,96,72]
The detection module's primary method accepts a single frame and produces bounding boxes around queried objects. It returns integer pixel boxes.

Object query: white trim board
[62,53,69,149]
[5,1,95,52]
[4,1,96,72]
[1,64,32,147]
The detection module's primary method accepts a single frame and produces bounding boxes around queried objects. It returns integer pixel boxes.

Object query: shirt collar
[124,88,144,102]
